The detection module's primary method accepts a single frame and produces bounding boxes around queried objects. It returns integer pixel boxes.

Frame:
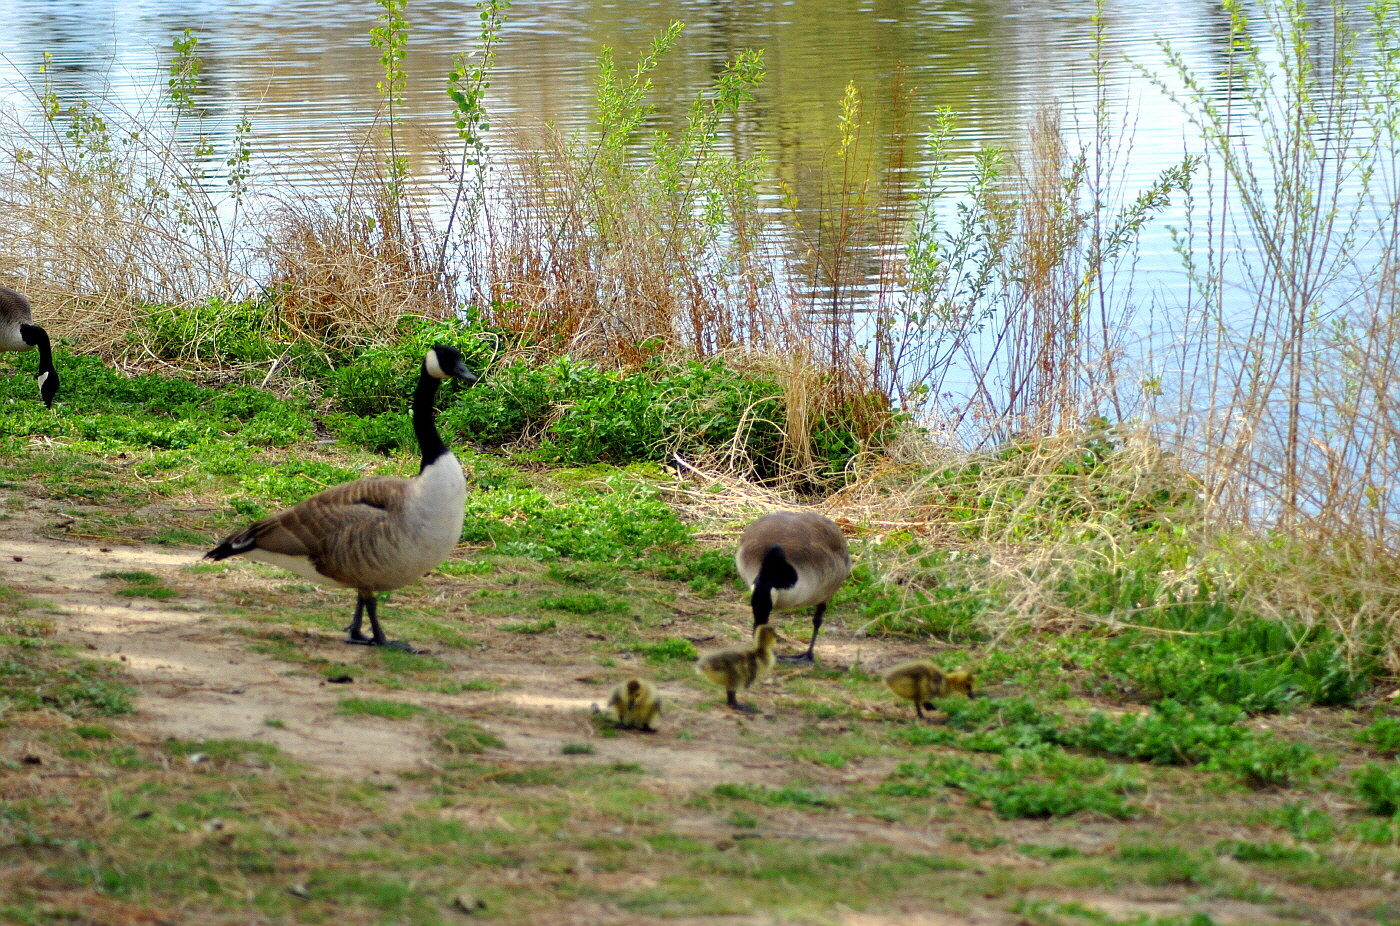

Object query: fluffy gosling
[883,662,975,720]
[696,625,779,713]
[605,677,663,732]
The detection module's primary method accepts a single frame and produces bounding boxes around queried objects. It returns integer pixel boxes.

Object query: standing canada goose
[736,510,850,663]
[605,677,663,732]
[0,285,59,408]
[205,344,478,650]
[696,624,779,713]
[883,662,975,720]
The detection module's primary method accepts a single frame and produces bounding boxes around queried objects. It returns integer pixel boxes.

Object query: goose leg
[777,602,825,663]
[363,594,389,646]
[347,593,416,652]
[346,594,376,645]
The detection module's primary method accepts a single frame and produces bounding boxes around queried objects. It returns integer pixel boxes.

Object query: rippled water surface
[0,1,1385,325]
[0,1,1258,195]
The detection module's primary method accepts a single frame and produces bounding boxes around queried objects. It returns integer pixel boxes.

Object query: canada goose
[883,662,975,720]
[696,624,779,713]
[605,677,663,732]
[736,510,850,663]
[0,285,59,407]
[205,344,478,650]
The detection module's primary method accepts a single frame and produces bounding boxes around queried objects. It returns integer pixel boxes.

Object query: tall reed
[0,50,243,348]
[1147,0,1400,549]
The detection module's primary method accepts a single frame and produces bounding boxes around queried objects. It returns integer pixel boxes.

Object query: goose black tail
[205,530,257,561]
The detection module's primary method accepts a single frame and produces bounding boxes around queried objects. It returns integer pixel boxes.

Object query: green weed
[460,474,690,562]
[1353,764,1400,817]
[1215,840,1316,864]
[0,649,132,717]
[500,617,557,634]
[164,739,280,765]
[1255,801,1338,843]
[637,638,698,663]
[537,592,626,615]
[435,720,504,755]
[883,748,1137,820]
[1071,699,1331,787]
[335,698,423,720]
[712,782,836,809]
[99,570,178,600]
[1356,716,1400,756]
[438,559,495,577]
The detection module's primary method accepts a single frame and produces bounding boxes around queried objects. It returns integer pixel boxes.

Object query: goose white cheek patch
[424,350,446,379]
[36,371,49,388]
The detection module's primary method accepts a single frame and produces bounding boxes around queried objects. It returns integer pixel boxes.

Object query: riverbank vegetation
[2,0,1395,666]
[2,0,1399,921]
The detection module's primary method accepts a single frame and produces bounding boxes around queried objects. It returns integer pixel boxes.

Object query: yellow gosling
[606,677,663,732]
[696,625,779,713]
[883,662,975,720]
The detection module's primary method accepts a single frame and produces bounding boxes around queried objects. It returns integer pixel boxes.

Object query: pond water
[0,0,1283,254]
[0,0,1392,435]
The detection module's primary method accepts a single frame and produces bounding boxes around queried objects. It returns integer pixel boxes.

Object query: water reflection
[0,0,1234,192]
[0,1,1389,380]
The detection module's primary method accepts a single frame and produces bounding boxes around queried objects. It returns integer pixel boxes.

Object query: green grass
[99,570,179,600]
[499,616,558,634]
[335,698,424,720]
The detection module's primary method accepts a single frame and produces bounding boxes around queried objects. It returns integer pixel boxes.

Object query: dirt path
[0,502,876,795]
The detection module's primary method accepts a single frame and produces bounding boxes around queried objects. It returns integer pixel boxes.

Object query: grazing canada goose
[735,510,850,663]
[0,285,59,407]
[883,662,975,720]
[205,344,478,650]
[605,677,663,732]
[696,624,779,713]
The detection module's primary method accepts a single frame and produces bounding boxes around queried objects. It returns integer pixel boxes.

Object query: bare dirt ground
[1,498,918,794]
[2,493,1394,926]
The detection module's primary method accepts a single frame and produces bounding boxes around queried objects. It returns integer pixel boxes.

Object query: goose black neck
[413,365,450,472]
[19,324,52,371]
[751,545,796,628]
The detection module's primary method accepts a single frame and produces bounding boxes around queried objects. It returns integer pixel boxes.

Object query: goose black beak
[452,363,479,385]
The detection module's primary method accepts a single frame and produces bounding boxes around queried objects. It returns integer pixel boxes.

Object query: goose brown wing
[239,477,409,573]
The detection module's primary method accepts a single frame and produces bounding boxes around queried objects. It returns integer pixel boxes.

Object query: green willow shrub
[539,357,789,474]
[313,314,880,479]
[444,355,866,479]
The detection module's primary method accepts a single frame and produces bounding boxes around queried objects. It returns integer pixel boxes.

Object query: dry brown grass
[0,100,239,354]
[257,155,454,353]
[467,127,799,369]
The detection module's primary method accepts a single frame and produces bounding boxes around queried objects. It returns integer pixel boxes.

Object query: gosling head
[423,344,479,384]
[944,670,976,698]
